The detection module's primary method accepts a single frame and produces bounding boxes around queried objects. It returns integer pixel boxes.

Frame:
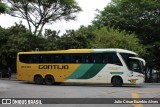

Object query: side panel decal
[67,64,93,79]
[78,64,106,79]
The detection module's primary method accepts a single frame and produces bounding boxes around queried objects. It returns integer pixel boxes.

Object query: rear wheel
[45,75,54,85]
[34,75,43,85]
[112,77,123,87]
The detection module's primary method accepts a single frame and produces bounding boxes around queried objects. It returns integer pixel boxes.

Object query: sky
[0,0,111,35]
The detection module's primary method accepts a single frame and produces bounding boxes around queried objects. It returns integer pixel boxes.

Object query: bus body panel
[17,49,145,85]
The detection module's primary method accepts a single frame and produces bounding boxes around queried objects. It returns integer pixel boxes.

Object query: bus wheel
[45,75,54,85]
[34,75,43,85]
[111,76,123,87]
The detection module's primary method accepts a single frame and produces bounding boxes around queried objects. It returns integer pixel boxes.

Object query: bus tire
[34,75,43,85]
[45,75,55,85]
[111,76,123,87]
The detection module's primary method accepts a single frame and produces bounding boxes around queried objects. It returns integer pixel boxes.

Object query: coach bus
[17,49,145,86]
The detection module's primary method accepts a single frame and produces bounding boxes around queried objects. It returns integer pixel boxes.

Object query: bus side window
[30,55,39,63]
[60,55,70,63]
[46,55,53,63]
[54,55,60,63]
[85,54,93,63]
[19,54,31,63]
[60,55,65,63]
[92,53,103,63]
[106,53,122,66]
[50,55,54,63]
[71,55,82,63]
[39,54,52,63]
[39,55,46,63]
[102,54,108,63]
[107,54,113,64]
[113,54,122,66]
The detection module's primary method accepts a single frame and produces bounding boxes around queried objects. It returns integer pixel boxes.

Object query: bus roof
[92,49,137,55]
[18,48,137,55]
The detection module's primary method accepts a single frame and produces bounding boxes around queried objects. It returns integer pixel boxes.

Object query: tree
[57,26,95,50]
[44,29,60,50]
[44,29,60,42]
[92,0,160,69]
[93,0,160,44]
[0,23,50,72]
[92,27,145,56]
[0,1,7,13]
[5,0,81,35]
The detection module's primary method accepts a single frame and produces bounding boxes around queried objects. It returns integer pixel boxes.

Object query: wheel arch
[34,74,43,80]
[111,75,123,84]
[45,74,54,78]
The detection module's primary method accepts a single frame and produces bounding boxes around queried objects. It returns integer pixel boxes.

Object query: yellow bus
[17,49,145,86]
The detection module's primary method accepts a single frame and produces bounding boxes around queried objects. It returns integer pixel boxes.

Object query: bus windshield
[128,58,144,74]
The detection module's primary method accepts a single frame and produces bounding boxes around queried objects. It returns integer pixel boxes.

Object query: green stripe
[67,64,93,79]
[78,64,106,79]
[110,72,124,75]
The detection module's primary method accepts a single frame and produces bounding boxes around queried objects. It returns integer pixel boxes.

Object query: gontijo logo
[39,65,69,69]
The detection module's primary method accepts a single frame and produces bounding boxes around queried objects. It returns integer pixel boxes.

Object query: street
[0,79,160,107]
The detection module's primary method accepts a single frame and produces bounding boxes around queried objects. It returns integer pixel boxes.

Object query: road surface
[0,80,160,107]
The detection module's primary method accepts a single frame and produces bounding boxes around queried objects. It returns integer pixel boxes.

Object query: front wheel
[45,75,55,85]
[112,77,123,87]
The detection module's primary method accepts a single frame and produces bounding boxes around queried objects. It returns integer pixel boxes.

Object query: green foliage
[93,0,160,44]
[56,25,145,58]
[93,0,160,69]
[56,26,96,50]
[54,26,90,49]
[92,27,145,56]
[44,29,60,50]
[1,0,159,71]
[144,42,160,69]
[0,23,51,72]
[0,1,7,13]
[5,0,81,35]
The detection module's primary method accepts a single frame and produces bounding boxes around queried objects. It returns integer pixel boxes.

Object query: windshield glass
[128,58,144,74]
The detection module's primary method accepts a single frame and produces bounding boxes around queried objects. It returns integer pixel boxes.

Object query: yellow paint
[108,67,121,70]
[132,91,144,107]
[17,49,93,82]
[18,49,93,54]
[17,63,80,82]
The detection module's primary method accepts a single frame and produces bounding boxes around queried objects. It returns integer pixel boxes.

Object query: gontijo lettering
[39,65,69,69]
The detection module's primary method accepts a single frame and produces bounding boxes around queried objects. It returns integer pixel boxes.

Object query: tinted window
[92,54,103,63]
[71,54,83,63]
[120,53,136,62]
[19,54,30,63]
[120,53,137,67]
[39,55,54,63]
[102,53,122,66]
[84,54,93,63]
[19,53,122,65]
[54,55,70,63]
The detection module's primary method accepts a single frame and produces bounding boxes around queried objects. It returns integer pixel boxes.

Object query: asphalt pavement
[0,79,160,107]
